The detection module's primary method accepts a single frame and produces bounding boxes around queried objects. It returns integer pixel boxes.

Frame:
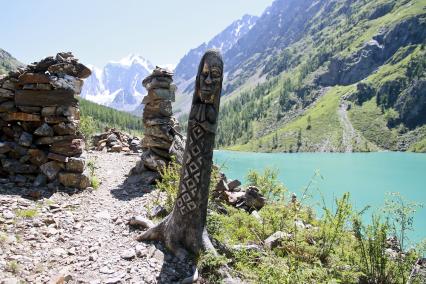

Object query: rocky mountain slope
[172,14,259,115]
[215,0,426,153]
[0,48,24,75]
[81,54,154,112]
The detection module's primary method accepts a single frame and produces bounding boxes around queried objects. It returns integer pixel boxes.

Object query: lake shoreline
[213,150,426,243]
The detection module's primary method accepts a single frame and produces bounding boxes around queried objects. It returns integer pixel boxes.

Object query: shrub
[155,157,181,213]
[246,168,288,201]
[79,115,96,141]
[198,251,229,283]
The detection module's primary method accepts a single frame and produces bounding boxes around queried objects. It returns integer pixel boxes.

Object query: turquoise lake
[213,151,426,244]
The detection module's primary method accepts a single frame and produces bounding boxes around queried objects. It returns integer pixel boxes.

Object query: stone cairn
[0,52,91,189]
[92,127,142,153]
[131,67,184,180]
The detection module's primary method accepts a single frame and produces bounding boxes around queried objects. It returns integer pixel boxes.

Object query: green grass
[409,137,426,152]
[229,86,353,152]
[15,209,38,219]
[349,98,398,150]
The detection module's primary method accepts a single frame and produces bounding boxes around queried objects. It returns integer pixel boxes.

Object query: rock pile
[213,173,266,212]
[0,52,91,189]
[131,67,185,176]
[92,128,142,153]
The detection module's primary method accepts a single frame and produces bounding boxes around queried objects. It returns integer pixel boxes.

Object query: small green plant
[383,192,423,283]
[90,175,100,189]
[318,192,352,263]
[0,232,7,244]
[87,159,100,189]
[7,260,20,274]
[383,192,423,253]
[15,209,38,219]
[198,251,229,283]
[352,214,394,284]
[87,159,96,176]
[79,115,97,141]
[156,157,181,212]
[246,167,287,201]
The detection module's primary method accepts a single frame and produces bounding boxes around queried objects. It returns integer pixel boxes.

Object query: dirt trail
[0,152,194,284]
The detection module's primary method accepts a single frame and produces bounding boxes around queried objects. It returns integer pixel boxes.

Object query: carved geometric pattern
[191,145,201,156]
[182,192,191,202]
[185,178,196,190]
[193,125,204,139]
[177,122,206,216]
[188,161,199,173]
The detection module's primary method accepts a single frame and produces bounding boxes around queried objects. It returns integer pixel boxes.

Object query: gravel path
[0,152,195,284]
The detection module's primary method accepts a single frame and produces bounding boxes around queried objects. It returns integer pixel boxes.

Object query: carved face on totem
[197,51,223,104]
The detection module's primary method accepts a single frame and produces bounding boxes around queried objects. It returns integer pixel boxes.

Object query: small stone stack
[134,67,184,175]
[92,128,142,153]
[0,52,91,189]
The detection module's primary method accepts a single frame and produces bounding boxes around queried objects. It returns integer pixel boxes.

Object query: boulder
[110,144,122,152]
[58,171,90,189]
[40,161,63,180]
[53,122,77,135]
[66,157,86,173]
[34,123,54,136]
[3,112,41,122]
[244,186,266,210]
[47,152,69,163]
[28,149,48,166]
[41,106,57,116]
[0,88,14,99]
[18,73,51,85]
[264,231,292,249]
[50,139,84,156]
[1,159,38,174]
[0,142,12,154]
[18,132,33,147]
[227,179,241,191]
[142,135,172,150]
[14,89,77,107]
[0,101,16,112]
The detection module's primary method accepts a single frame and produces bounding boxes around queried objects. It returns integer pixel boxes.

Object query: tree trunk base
[133,216,240,283]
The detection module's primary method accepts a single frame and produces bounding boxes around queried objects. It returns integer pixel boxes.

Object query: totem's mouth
[201,88,212,93]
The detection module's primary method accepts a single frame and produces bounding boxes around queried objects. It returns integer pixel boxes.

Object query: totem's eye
[211,68,221,78]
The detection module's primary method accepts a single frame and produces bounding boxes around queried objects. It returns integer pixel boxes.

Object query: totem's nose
[205,73,212,84]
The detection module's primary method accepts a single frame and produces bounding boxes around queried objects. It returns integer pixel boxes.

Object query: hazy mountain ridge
[0,48,24,75]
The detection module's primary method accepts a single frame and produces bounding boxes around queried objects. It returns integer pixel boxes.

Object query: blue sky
[1,0,273,67]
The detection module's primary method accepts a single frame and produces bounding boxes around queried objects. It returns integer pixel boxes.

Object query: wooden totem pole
[137,50,224,256]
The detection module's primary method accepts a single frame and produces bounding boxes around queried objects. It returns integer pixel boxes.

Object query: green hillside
[217,0,426,153]
[79,98,143,137]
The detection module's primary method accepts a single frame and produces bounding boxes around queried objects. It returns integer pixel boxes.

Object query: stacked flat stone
[0,52,91,189]
[138,67,184,172]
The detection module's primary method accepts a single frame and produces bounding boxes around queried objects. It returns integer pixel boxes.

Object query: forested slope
[215,0,426,152]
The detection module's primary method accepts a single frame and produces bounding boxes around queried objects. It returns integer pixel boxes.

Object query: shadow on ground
[0,177,82,200]
[110,170,160,201]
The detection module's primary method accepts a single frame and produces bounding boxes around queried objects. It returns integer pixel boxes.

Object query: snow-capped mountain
[81,54,154,112]
[172,14,259,116]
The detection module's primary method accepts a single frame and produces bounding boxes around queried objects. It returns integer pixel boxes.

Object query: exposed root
[181,267,199,284]
[202,228,217,255]
[136,222,163,242]
[129,215,155,229]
